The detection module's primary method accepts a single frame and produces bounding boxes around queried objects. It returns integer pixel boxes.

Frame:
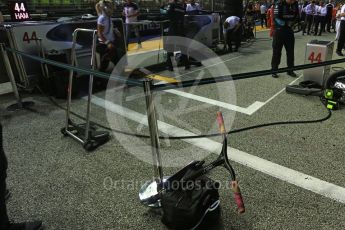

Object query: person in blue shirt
[314,1,327,36]
[302,1,316,35]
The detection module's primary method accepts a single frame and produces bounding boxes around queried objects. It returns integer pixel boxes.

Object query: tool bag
[161,166,220,230]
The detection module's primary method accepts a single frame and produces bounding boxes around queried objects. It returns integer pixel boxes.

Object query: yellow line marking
[255,25,270,32]
[128,38,163,54]
[147,74,180,84]
[123,68,179,83]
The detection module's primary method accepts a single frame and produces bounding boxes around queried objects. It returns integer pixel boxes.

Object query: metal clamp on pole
[0,43,34,111]
[60,28,110,151]
[139,78,166,208]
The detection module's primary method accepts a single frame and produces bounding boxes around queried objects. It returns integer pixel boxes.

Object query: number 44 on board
[308,52,322,63]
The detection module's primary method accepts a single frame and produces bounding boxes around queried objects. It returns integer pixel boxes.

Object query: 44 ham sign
[8,1,31,21]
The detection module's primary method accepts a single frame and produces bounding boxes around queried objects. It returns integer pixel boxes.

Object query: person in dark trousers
[0,124,43,230]
[300,1,308,24]
[336,4,345,56]
[164,0,190,71]
[314,1,327,35]
[271,0,299,78]
[302,1,316,35]
[260,3,268,28]
[325,0,334,32]
[223,16,242,52]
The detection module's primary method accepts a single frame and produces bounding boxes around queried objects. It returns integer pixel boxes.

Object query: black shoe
[2,221,42,230]
[233,48,239,52]
[184,65,191,70]
[272,73,279,78]
[5,189,10,201]
[287,71,297,77]
[166,66,174,71]
[336,50,344,56]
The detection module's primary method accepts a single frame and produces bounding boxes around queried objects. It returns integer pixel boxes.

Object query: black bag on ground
[161,167,220,230]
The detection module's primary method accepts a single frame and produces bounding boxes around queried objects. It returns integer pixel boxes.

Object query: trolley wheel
[61,128,68,136]
[83,141,94,151]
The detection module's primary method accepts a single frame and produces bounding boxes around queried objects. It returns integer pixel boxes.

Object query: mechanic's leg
[336,21,345,54]
[307,15,313,34]
[326,16,331,32]
[234,27,242,51]
[134,25,141,46]
[96,44,110,72]
[0,124,9,228]
[314,16,320,35]
[125,24,131,49]
[319,16,326,35]
[166,52,174,71]
[271,29,284,72]
[226,30,233,52]
[284,28,295,72]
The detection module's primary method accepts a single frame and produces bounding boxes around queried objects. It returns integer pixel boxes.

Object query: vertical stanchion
[0,44,34,111]
[144,78,163,183]
[5,27,29,88]
[65,32,77,131]
[139,78,164,208]
[84,31,97,142]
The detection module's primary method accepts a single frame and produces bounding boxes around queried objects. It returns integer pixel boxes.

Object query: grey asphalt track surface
[1,30,345,230]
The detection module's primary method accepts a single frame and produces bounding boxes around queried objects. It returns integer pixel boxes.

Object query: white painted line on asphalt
[176,55,242,78]
[165,89,264,115]
[156,57,304,116]
[91,95,345,204]
[264,75,303,105]
[125,55,241,102]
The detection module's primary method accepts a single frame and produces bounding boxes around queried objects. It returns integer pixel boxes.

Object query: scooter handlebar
[231,180,245,214]
[217,111,226,134]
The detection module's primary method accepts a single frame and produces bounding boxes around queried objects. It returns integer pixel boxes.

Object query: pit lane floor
[1,30,345,230]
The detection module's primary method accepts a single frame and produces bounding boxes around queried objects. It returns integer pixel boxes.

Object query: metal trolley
[60,28,110,151]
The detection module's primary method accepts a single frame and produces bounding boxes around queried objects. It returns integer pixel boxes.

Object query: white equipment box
[303,40,334,86]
